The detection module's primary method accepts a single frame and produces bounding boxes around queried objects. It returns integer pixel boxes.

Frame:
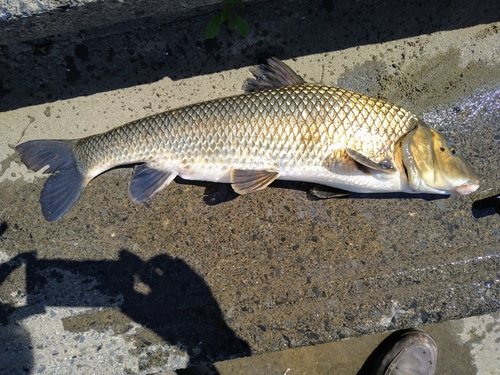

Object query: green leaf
[232,0,245,9]
[205,1,249,39]
[205,14,222,39]
[234,14,249,37]
[220,6,230,22]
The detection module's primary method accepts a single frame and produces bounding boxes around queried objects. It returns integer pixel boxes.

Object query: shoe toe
[386,337,437,375]
[374,329,437,375]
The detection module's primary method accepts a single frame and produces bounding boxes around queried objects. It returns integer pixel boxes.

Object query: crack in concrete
[0,116,35,180]
[16,115,35,146]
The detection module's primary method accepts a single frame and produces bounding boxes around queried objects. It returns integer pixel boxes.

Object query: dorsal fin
[243,57,306,93]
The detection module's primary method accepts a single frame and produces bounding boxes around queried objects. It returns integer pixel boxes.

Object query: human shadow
[0,250,35,375]
[0,248,250,373]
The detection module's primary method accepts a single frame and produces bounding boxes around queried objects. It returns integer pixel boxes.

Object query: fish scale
[15,58,479,221]
[74,84,416,179]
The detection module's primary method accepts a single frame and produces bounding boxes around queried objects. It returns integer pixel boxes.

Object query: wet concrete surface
[1,1,500,374]
[207,312,500,375]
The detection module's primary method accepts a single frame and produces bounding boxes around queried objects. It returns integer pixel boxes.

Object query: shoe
[372,328,437,375]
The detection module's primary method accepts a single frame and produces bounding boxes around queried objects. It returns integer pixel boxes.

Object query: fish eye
[446,142,459,156]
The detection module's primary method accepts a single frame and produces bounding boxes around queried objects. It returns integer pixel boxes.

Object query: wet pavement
[208,311,500,375]
[1,1,499,374]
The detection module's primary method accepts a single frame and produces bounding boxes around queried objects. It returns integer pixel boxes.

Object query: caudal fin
[16,140,87,221]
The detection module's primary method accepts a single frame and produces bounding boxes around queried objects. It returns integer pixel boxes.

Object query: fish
[16,57,480,221]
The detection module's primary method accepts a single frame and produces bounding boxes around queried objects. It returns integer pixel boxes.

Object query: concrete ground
[207,312,500,375]
[1,1,499,374]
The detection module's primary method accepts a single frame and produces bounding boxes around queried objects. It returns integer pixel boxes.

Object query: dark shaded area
[179,177,452,206]
[1,0,499,112]
[0,252,35,374]
[472,194,500,218]
[0,221,7,237]
[0,252,36,325]
[202,182,240,206]
[0,250,250,368]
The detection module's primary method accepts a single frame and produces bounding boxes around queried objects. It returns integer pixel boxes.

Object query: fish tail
[16,140,87,221]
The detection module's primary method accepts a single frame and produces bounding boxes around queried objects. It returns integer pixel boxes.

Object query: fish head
[400,124,480,195]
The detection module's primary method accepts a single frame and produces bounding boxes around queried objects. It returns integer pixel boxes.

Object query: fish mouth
[454,182,480,195]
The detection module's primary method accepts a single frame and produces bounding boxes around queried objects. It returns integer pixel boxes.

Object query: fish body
[78,84,416,192]
[16,58,479,221]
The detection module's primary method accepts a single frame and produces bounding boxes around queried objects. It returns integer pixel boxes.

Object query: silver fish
[16,58,479,221]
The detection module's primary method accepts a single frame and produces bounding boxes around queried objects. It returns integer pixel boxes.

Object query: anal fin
[346,148,396,173]
[231,169,279,195]
[129,164,177,203]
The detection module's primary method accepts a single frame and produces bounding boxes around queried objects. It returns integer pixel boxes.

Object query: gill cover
[401,124,479,195]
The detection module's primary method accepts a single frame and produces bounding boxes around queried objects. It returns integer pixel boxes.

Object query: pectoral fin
[231,169,279,194]
[243,57,306,93]
[346,148,396,173]
[310,185,351,199]
[129,164,177,203]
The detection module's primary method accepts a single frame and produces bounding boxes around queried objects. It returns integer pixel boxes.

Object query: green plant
[205,0,249,39]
